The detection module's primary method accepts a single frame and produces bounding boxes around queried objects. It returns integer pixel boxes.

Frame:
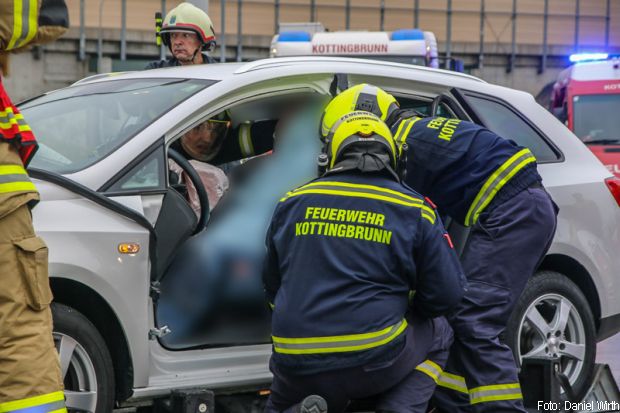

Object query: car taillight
[605,177,620,207]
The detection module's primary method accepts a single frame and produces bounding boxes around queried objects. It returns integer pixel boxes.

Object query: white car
[19,57,620,412]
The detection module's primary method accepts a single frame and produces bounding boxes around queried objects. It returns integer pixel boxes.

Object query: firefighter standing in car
[322,84,558,413]
[263,111,467,413]
[145,2,217,68]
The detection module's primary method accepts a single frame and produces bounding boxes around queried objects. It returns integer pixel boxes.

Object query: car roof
[73,56,485,86]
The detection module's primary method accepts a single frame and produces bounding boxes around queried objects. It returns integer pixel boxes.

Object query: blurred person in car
[169,114,277,214]
[145,2,217,69]
[158,98,326,346]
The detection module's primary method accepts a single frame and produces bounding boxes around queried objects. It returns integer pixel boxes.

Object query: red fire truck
[543,54,620,177]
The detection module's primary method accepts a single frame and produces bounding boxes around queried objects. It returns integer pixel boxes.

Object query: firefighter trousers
[433,186,558,413]
[0,202,66,412]
[265,315,453,413]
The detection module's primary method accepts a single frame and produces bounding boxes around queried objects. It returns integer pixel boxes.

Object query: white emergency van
[270,23,439,68]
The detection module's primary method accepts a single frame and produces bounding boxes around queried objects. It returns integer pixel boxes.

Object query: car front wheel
[506,271,596,401]
[52,303,115,413]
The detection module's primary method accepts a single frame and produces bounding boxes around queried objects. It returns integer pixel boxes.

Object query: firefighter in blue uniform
[322,84,559,413]
[263,110,467,413]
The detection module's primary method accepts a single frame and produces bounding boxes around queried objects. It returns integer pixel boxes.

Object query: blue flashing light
[277,31,311,42]
[391,29,425,41]
[569,53,609,63]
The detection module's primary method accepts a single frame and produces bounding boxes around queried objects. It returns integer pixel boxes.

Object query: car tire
[505,271,596,401]
[52,303,115,413]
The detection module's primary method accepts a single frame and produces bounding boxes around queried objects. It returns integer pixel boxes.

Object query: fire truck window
[465,95,560,163]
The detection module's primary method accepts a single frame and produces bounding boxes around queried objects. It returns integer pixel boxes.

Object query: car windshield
[573,94,620,144]
[20,78,216,174]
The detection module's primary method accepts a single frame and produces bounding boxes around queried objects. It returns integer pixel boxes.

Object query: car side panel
[32,181,152,388]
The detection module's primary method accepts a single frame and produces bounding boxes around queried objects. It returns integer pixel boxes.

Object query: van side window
[464,95,561,163]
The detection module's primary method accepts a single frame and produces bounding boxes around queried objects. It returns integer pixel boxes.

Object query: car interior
[152,80,478,350]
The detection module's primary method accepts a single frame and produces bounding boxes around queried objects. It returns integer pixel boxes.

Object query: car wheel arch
[537,254,601,330]
[50,277,134,403]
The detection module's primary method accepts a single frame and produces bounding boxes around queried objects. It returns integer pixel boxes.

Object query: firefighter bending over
[323,84,558,413]
[262,110,467,412]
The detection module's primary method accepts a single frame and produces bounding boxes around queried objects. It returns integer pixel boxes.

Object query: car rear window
[21,78,215,174]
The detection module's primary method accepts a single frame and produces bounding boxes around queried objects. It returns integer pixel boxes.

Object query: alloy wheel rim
[54,332,98,412]
[517,293,587,387]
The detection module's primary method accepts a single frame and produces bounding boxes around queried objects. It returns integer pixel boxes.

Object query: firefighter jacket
[0,81,37,166]
[392,115,542,226]
[0,81,38,219]
[263,171,466,374]
[144,52,216,70]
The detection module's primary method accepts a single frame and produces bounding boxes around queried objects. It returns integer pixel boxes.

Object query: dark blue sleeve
[412,214,467,318]
[262,206,282,309]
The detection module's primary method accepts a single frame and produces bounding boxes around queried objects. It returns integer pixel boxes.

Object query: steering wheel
[168,148,210,234]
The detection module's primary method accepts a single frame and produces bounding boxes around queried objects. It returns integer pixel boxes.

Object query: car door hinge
[150,281,161,302]
[149,325,171,340]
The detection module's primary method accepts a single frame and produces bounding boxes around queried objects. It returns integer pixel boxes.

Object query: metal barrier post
[479,0,485,69]
[446,0,452,69]
[79,0,85,61]
[345,0,351,30]
[237,0,242,62]
[160,0,166,60]
[275,0,280,33]
[508,0,516,73]
[605,0,611,48]
[120,0,126,61]
[540,0,548,73]
[220,0,226,62]
[574,0,580,52]
[414,0,419,28]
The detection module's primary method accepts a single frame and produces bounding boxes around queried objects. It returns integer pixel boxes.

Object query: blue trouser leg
[433,187,558,413]
[266,316,453,413]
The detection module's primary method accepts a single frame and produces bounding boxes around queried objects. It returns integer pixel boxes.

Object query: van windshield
[20,78,215,174]
[573,94,620,144]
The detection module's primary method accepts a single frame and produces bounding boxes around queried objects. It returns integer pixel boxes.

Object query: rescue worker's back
[393,115,539,226]
[263,111,467,413]
[265,172,465,373]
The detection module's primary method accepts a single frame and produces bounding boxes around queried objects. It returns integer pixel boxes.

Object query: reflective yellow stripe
[0,164,29,175]
[268,302,275,310]
[22,0,38,48]
[415,359,443,382]
[464,148,536,226]
[49,409,68,413]
[7,0,38,50]
[283,188,435,224]
[0,391,65,413]
[296,181,425,203]
[0,181,37,194]
[393,117,420,147]
[281,181,436,224]
[6,0,24,50]
[437,371,469,394]
[469,383,523,405]
[272,319,407,354]
[238,123,254,158]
